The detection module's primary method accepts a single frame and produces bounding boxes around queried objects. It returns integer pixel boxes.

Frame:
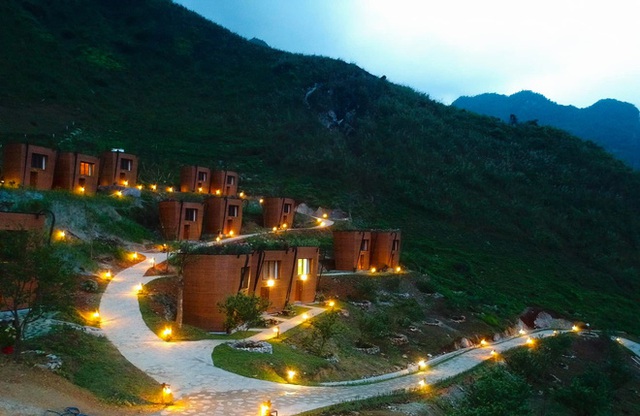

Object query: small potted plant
[0,323,17,354]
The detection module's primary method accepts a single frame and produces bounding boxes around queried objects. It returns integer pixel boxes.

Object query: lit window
[262,260,280,280]
[284,203,292,214]
[79,162,94,176]
[185,208,197,222]
[297,258,311,276]
[120,158,133,171]
[228,205,239,218]
[31,153,47,170]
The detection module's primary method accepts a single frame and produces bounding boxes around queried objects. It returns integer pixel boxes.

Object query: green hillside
[1,0,639,333]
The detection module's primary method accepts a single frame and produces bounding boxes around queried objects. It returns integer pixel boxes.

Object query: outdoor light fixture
[162,326,173,341]
[526,337,535,347]
[137,185,143,190]
[167,187,174,193]
[123,180,129,186]
[328,300,335,308]
[260,401,272,416]
[228,230,235,236]
[571,325,579,332]
[104,270,112,280]
[215,189,221,195]
[259,198,264,204]
[616,337,622,343]
[115,190,123,197]
[273,326,280,338]
[239,191,245,198]
[267,279,275,287]
[518,329,526,335]
[287,370,296,381]
[301,313,309,321]
[161,383,172,404]
[418,379,427,389]
[553,330,558,336]
[92,311,100,322]
[370,267,377,273]
[57,230,66,240]
[300,274,308,281]
[132,252,138,260]
[322,213,328,219]
[151,184,157,191]
[215,236,221,243]
[319,221,326,227]
[79,186,85,194]
[272,226,277,232]
[418,360,426,370]
[395,266,402,273]
[135,283,143,293]
[480,339,488,347]
[490,350,498,359]
[281,223,288,229]
[198,187,203,193]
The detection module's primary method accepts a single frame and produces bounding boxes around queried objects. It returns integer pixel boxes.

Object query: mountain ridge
[452,90,640,169]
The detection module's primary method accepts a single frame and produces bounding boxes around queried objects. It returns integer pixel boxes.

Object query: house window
[79,162,94,176]
[392,239,400,251]
[261,260,280,280]
[284,203,292,214]
[226,175,235,185]
[120,158,133,171]
[361,239,369,251]
[239,267,250,291]
[184,208,198,222]
[228,205,239,217]
[297,258,311,276]
[31,153,47,170]
[197,171,207,182]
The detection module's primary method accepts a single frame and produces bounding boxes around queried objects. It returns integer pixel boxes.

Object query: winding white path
[100,252,640,416]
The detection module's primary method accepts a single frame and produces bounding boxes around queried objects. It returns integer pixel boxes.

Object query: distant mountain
[452,91,640,169]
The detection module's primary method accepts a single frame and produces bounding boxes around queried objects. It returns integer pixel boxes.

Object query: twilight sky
[174,1,640,109]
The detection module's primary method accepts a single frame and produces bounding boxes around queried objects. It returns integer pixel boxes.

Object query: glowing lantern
[151,184,157,191]
[272,326,280,338]
[215,189,221,195]
[370,267,377,273]
[115,190,123,197]
[166,187,174,193]
[259,198,264,204]
[198,187,203,193]
[92,311,100,321]
[518,329,526,335]
[123,180,129,187]
[301,313,309,321]
[79,186,85,194]
[480,339,488,347]
[104,270,112,280]
[287,370,296,381]
[57,230,66,240]
[132,252,138,260]
[418,360,426,370]
[272,226,277,232]
[281,223,288,229]
[135,283,143,293]
[137,185,143,190]
[322,213,328,219]
[328,300,335,308]
[239,191,245,198]
[300,274,308,281]
[395,266,402,273]
[526,337,535,347]
[572,325,579,332]
[228,230,235,236]
[216,236,221,242]
[260,401,271,416]
[267,279,275,287]
[162,326,172,341]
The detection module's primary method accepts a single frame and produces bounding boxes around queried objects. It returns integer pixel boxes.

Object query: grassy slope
[1,0,639,333]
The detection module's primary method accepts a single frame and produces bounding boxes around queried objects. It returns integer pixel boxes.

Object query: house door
[226,219,233,235]
[260,286,270,301]
[29,171,38,187]
[358,254,366,270]
[294,281,303,302]
[182,224,190,240]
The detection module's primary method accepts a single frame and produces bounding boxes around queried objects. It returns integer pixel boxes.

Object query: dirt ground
[0,356,161,416]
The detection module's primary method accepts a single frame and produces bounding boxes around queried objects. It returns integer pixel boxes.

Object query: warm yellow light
[490,349,498,358]
[239,191,245,198]
[287,370,296,381]
[418,379,427,389]
[151,184,157,191]
[319,221,326,227]
[322,213,328,219]
[57,230,66,239]
[267,279,275,287]
[301,313,309,320]
[480,339,488,347]
[328,300,335,308]
[216,236,221,242]
[272,326,280,338]
[300,274,308,281]
[215,189,221,195]
[316,218,323,223]
[132,252,138,260]
[370,267,377,273]
[260,402,271,416]
[115,190,123,197]
[104,270,112,280]
[272,226,277,232]
[518,329,526,335]
[135,283,143,293]
[92,311,100,320]
[228,230,235,236]
[553,330,558,336]
[616,337,622,343]
[137,184,143,190]
[395,266,402,273]
[197,187,203,193]
[572,325,579,332]
[259,198,264,204]
[418,360,426,370]
[79,186,85,194]
[123,180,129,187]
[162,326,172,340]
[167,187,174,193]
[281,223,288,229]
[526,337,535,347]
[162,385,171,395]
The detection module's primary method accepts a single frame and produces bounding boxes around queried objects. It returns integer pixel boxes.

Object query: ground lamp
[328,300,335,309]
[57,230,66,241]
[301,313,309,321]
[79,186,85,194]
[151,184,157,191]
[267,279,275,288]
[287,370,296,382]
[571,325,579,332]
[162,326,173,342]
[92,311,100,323]
[272,326,280,339]
[370,267,377,273]
[526,337,535,347]
[300,274,308,282]
[135,283,143,294]
[490,350,499,360]
[132,252,138,260]
[104,270,112,280]
[161,383,172,404]
[480,339,488,347]
[418,378,428,390]
[418,360,427,370]
[518,329,526,336]
[322,213,328,219]
[137,185,143,190]
[395,266,402,273]
[272,226,277,232]
[260,401,275,416]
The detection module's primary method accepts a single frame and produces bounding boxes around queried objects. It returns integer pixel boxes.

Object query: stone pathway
[100,253,640,416]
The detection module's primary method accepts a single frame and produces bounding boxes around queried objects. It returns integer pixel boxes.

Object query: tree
[217,292,269,333]
[309,309,343,356]
[0,230,73,356]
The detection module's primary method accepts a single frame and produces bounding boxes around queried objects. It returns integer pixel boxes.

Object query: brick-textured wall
[53,152,100,195]
[371,231,402,270]
[99,151,138,187]
[262,197,296,229]
[211,170,238,196]
[203,197,243,236]
[333,230,371,271]
[179,166,211,193]
[2,143,57,190]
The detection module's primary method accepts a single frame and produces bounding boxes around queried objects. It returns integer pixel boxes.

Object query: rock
[459,338,471,348]
[389,333,408,345]
[228,340,273,354]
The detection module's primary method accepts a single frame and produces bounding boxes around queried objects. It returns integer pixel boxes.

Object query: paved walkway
[100,253,640,416]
